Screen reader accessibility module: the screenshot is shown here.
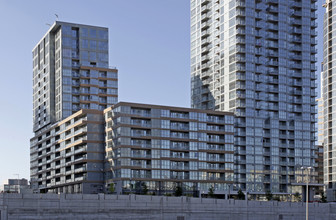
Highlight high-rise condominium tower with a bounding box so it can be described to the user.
[190,0,318,194]
[32,21,118,132]
[30,21,118,193]
[323,0,336,201]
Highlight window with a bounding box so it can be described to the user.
[98,30,108,39]
[98,41,108,50]
[161,120,169,129]
[161,160,170,169]
[89,40,96,49]
[89,28,96,38]
[80,28,88,37]
[161,110,169,117]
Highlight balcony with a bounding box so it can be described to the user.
[291,11,302,17]
[266,0,278,4]
[201,63,209,70]
[236,19,246,26]
[74,154,87,162]
[201,29,210,38]
[74,176,86,181]
[170,133,189,139]
[74,146,87,154]
[171,165,190,170]
[201,13,210,22]
[131,121,151,127]
[266,60,278,66]
[290,2,301,8]
[266,6,278,13]
[290,19,301,25]
[131,153,151,159]
[236,1,245,7]
[266,41,278,48]
[236,28,245,35]
[131,131,151,137]
[201,5,210,13]
[171,154,189,159]
[201,55,210,62]
[256,22,264,29]
[265,32,278,39]
[171,124,189,131]
[201,21,210,30]
[290,63,302,69]
[72,81,80,86]
[200,0,209,5]
[290,54,301,60]
[289,28,302,34]
[289,37,301,43]
[289,45,301,51]
[201,46,210,54]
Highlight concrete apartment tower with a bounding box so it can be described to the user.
[30,21,118,193]
[323,0,336,201]
[190,0,318,195]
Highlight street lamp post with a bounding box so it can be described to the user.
[301,166,312,220]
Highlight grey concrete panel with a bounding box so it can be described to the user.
[0,194,335,220]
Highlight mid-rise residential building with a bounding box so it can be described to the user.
[32,21,118,132]
[30,109,105,193]
[104,102,235,195]
[190,0,318,194]
[3,179,29,193]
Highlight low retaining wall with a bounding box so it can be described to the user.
[0,193,335,220]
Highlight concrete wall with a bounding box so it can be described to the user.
[0,193,335,220]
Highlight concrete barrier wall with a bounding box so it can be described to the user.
[0,193,335,220]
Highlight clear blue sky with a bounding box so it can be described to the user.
[0,0,324,188]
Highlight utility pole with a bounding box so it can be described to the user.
[301,167,312,220]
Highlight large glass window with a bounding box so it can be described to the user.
[89,40,96,49]
[89,29,96,38]
[81,39,88,49]
[80,28,88,38]
[98,41,108,50]
[98,30,108,39]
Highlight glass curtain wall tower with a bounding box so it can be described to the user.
[31,21,118,193]
[191,0,318,194]
[32,21,118,132]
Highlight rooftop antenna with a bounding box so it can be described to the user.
[46,23,51,27]
[55,14,59,20]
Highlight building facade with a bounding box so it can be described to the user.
[31,21,118,193]
[317,97,324,146]
[3,179,29,193]
[190,0,318,194]
[30,109,105,193]
[32,21,118,132]
[323,0,336,201]
[104,102,235,195]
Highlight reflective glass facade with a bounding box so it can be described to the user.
[104,102,235,195]
[191,0,318,193]
[32,21,118,132]
[30,110,105,194]
[31,21,118,193]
